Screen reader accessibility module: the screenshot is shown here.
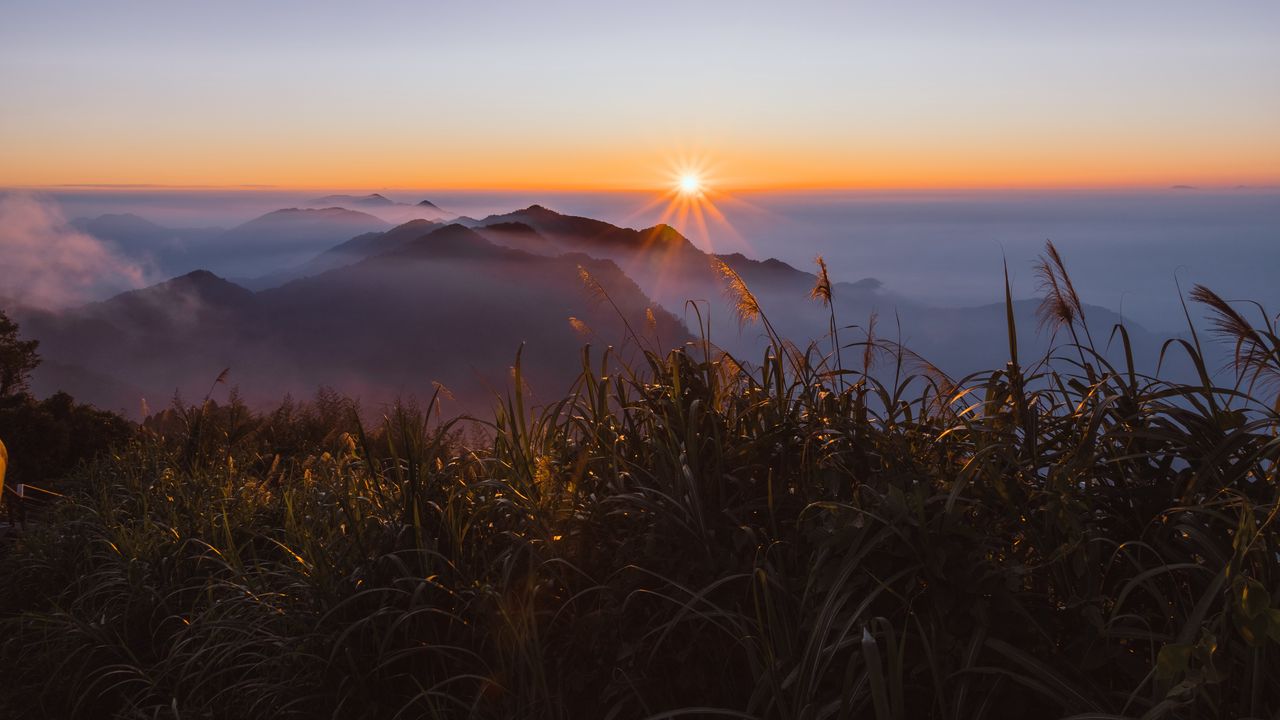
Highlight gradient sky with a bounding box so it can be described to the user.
[2,1,1278,190]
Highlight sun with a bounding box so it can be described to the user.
[677,173,703,196]
[621,153,749,257]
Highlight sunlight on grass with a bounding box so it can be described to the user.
[1,243,1279,718]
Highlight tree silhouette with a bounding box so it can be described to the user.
[0,310,40,398]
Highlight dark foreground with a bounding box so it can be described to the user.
[2,279,1279,720]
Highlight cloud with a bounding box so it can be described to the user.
[0,193,146,309]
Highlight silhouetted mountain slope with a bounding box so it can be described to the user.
[24,227,687,418]
[94,270,258,324]
[329,219,447,261]
[475,221,555,252]
[21,271,265,414]
[72,214,225,277]
[210,207,391,277]
[478,205,702,257]
[462,205,1177,376]
[220,207,388,251]
[309,193,397,207]
[74,208,391,281]
[466,205,880,356]
[72,213,224,249]
[254,225,686,410]
[243,218,445,290]
[256,203,1177,380]
[30,204,1189,418]
[303,195,455,224]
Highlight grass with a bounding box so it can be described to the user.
[1,243,1278,719]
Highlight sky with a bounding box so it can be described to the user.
[2,1,1278,190]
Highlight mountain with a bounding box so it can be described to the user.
[256,202,1165,376]
[213,208,391,277]
[255,224,687,409]
[475,221,556,252]
[461,205,1180,377]
[29,204,1187,418]
[477,205,701,254]
[24,226,687,418]
[72,213,224,249]
[73,208,391,281]
[303,194,455,224]
[248,216,559,290]
[242,218,445,290]
[22,271,266,413]
[463,205,876,353]
[72,213,225,277]
[309,193,397,207]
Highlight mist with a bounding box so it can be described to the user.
[6,186,1276,417]
[38,186,1279,334]
[0,193,147,309]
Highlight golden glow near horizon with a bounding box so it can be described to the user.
[5,133,1278,192]
[1,3,1278,191]
[604,154,754,303]
[621,155,751,257]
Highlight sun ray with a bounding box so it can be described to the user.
[612,152,763,306]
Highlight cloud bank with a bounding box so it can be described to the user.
[0,193,146,309]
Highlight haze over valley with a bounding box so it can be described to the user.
[2,186,1274,417]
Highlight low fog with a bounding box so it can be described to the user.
[0,194,147,309]
[3,187,1276,418]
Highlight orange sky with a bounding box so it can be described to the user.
[7,133,1277,191]
[3,2,1278,191]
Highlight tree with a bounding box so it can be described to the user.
[0,310,40,398]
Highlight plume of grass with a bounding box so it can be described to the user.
[810,255,845,388]
[576,264,647,352]
[711,256,785,359]
[711,257,762,328]
[810,255,833,305]
[568,316,592,339]
[4,258,1280,720]
[1034,240,1094,352]
[1190,284,1280,400]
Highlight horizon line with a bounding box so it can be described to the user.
[6,181,1280,194]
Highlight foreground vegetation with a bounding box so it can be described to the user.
[2,248,1279,719]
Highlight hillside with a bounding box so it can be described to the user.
[24,225,686,417]
[71,213,225,277]
[213,208,390,275]
[37,204,1189,415]
[73,207,390,280]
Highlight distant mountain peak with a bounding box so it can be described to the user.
[380,223,501,261]
[179,268,221,283]
[435,222,479,236]
[417,199,442,209]
[158,269,251,296]
[250,206,386,223]
[309,193,397,207]
[387,218,438,231]
[640,224,689,244]
[101,269,255,311]
[482,221,540,234]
